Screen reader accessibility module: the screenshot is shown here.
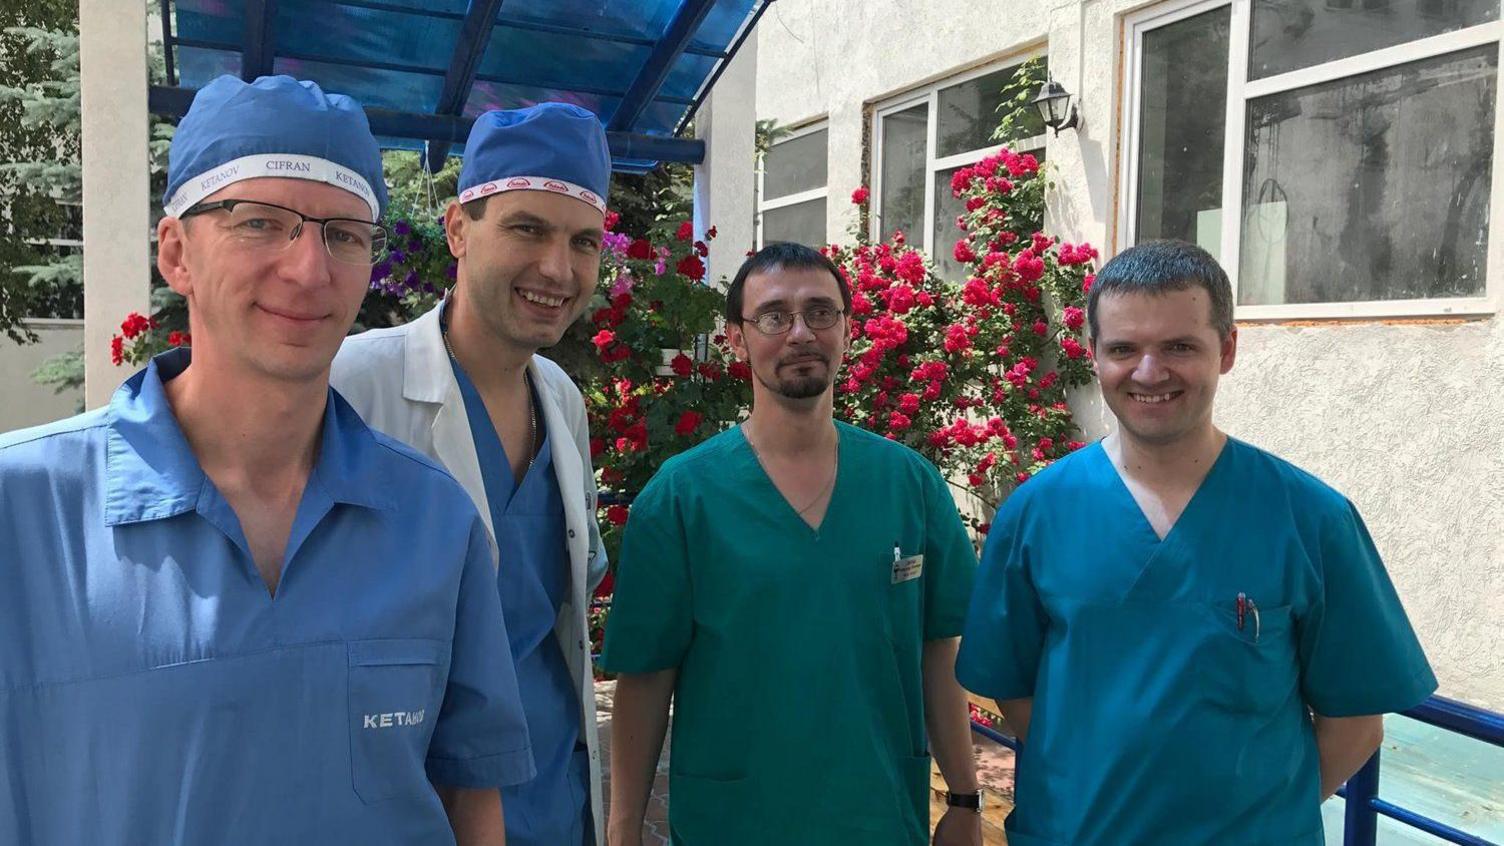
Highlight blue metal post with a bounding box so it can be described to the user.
[1342,750,1381,846]
[241,0,278,81]
[608,0,717,132]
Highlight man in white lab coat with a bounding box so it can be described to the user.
[332,103,611,846]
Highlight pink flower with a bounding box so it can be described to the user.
[953,239,976,263]
[898,392,920,414]
[1063,306,1085,331]
[888,411,912,432]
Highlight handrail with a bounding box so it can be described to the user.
[967,694,1503,846]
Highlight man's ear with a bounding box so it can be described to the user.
[443,200,469,260]
[725,320,749,361]
[1220,325,1239,375]
[156,216,194,299]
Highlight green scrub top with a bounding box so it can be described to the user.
[600,422,977,845]
[956,438,1437,846]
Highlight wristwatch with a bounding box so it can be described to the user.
[945,790,982,811]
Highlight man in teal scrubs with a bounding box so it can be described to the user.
[956,239,1437,845]
[602,243,982,846]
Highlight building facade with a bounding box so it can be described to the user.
[742,0,1504,710]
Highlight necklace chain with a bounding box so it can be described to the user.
[442,316,537,473]
[744,424,839,515]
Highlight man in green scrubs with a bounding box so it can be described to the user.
[957,240,1437,845]
[601,242,982,845]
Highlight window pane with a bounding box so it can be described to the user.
[1135,6,1231,258]
[763,129,829,201]
[937,64,1046,158]
[879,104,929,247]
[1239,46,1494,305]
[1250,0,1498,80]
[761,197,828,247]
[933,165,971,280]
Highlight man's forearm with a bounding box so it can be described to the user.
[1314,713,1384,800]
[608,668,677,843]
[923,638,978,793]
[435,784,505,845]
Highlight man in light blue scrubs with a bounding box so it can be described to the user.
[333,103,611,846]
[957,239,1437,846]
[0,75,532,845]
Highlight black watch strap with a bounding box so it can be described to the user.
[945,790,982,810]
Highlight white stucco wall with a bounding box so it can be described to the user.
[750,0,1504,710]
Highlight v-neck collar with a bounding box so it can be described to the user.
[1096,436,1233,547]
[735,422,846,539]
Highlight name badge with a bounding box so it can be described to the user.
[892,553,923,584]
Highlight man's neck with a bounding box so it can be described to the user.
[743,390,838,458]
[444,289,532,397]
[163,349,326,492]
[1106,423,1227,491]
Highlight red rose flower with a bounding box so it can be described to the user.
[851,186,871,205]
[167,330,191,347]
[1063,306,1085,331]
[110,335,124,366]
[674,410,703,436]
[603,210,620,231]
[627,238,654,260]
[670,353,694,377]
[676,220,694,241]
[676,254,706,282]
[605,504,630,526]
[592,329,616,350]
[728,360,752,380]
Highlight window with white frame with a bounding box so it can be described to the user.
[758,124,828,248]
[873,58,1048,280]
[1122,0,1502,317]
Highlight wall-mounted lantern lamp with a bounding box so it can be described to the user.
[1033,79,1080,135]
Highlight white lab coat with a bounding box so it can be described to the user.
[331,303,607,843]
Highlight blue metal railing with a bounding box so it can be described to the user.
[968,694,1504,846]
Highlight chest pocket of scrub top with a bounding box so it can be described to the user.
[1199,603,1299,715]
[348,639,447,803]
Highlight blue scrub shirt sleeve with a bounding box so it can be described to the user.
[598,476,693,674]
[1297,500,1437,717]
[425,518,537,788]
[921,464,979,640]
[955,497,1047,701]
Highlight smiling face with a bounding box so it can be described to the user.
[726,265,851,402]
[1089,286,1237,449]
[156,176,375,385]
[445,189,603,355]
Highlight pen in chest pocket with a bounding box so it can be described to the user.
[1236,592,1261,642]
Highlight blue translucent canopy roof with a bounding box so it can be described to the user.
[153,0,769,173]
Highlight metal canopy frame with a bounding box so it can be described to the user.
[150,0,775,173]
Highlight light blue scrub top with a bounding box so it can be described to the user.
[0,350,535,845]
[452,361,591,846]
[956,438,1437,846]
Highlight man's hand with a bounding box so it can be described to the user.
[932,805,982,846]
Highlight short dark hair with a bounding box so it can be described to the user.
[461,196,489,221]
[1087,239,1235,340]
[725,241,852,323]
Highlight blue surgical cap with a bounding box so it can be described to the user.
[164,75,386,220]
[456,103,610,214]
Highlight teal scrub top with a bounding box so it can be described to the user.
[956,438,1437,846]
[600,422,977,846]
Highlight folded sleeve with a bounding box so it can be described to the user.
[955,495,1046,701]
[598,474,693,674]
[426,518,536,788]
[1298,500,1437,717]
